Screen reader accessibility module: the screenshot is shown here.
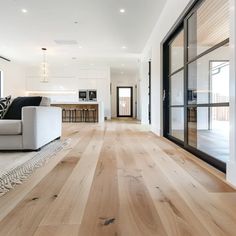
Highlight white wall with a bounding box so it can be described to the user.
[25,64,111,119]
[0,60,27,98]
[111,71,138,118]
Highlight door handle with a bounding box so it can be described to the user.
[163,90,166,101]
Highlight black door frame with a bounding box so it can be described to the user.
[161,0,229,172]
[148,61,152,124]
[117,86,133,117]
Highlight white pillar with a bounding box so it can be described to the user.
[227,0,236,185]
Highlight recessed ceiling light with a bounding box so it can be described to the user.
[79,45,83,49]
[121,46,127,50]
[21,9,28,13]
[120,9,125,13]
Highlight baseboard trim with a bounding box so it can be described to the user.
[227,161,236,187]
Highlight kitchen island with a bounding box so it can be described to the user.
[51,101,104,123]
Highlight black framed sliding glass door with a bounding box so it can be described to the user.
[163,0,230,172]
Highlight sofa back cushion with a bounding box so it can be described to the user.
[4,96,42,120]
[0,95,11,119]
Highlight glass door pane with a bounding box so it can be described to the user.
[210,61,229,103]
[188,44,229,105]
[170,70,184,106]
[170,30,184,73]
[168,29,184,142]
[188,107,229,162]
[170,107,184,141]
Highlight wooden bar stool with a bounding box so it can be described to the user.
[64,109,71,123]
[69,109,76,123]
[75,108,84,122]
[83,108,89,122]
[88,108,97,122]
[62,109,66,122]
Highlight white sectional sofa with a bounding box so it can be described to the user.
[0,98,62,151]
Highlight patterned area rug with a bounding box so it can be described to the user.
[0,139,70,197]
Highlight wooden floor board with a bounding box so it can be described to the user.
[116,128,167,236]
[78,126,119,236]
[0,121,235,236]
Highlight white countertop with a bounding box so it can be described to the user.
[51,101,101,105]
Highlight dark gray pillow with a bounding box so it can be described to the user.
[3,96,42,120]
[0,95,11,119]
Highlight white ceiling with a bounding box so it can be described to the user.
[0,0,166,72]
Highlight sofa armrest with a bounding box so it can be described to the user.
[22,106,62,150]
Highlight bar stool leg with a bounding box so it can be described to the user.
[73,109,76,123]
[93,110,96,122]
[66,110,69,123]
[85,109,89,122]
[62,109,65,122]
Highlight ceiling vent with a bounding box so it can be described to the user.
[54,40,78,45]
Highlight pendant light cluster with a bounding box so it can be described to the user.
[41,48,48,83]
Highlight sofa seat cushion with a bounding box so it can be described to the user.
[0,120,22,135]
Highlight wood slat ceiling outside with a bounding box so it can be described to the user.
[171,0,229,47]
[198,0,229,46]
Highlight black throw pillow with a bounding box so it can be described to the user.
[3,96,42,120]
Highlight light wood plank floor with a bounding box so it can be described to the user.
[0,120,236,236]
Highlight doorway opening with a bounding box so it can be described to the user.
[117,87,133,117]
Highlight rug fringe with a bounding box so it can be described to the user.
[0,139,70,197]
